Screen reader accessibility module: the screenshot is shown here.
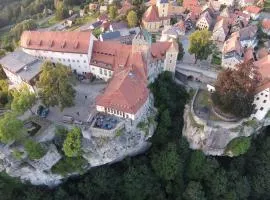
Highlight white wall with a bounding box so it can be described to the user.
[90,65,113,81]
[252,89,270,120]
[222,56,243,69]
[164,51,178,73]
[22,48,90,75]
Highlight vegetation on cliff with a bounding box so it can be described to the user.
[1,72,270,199]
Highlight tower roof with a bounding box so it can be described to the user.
[143,5,160,22]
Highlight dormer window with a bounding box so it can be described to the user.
[74,41,79,49]
[27,39,31,45]
[61,41,66,48]
[49,40,54,47]
[39,40,42,46]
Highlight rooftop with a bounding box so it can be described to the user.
[143,5,160,22]
[21,31,92,54]
[243,5,261,14]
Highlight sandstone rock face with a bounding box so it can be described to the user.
[182,104,266,156]
[0,107,157,187]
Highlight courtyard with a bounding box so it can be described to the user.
[46,81,107,125]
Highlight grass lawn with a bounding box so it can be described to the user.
[75,15,95,26]
[39,16,61,28]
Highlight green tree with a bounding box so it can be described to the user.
[11,85,36,114]
[127,10,138,27]
[183,181,206,200]
[24,140,46,160]
[10,19,37,41]
[151,143,182,181]
[177,41,185,60]
[188,30,212,63]
[62,127,82,157]
[108,5,117,20]
[0,65,7,80]
[37,61,76,111]
[0,113,25,143]
[55,2,68,20]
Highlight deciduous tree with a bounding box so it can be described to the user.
[108,5,117,20]
[63,127,82,157]
[37,61,76,111]
[188,30,212,63]
[212,62,260,118]
[11,85,36,114]
[127,10,138,27]
[0,113,25,143]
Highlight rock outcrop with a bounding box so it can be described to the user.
[182,104,268,156]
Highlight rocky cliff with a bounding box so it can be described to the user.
[0,108,157,187]
[182,104,270,156]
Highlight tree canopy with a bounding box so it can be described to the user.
[62,126,82,157]
[11,85,36,114]
[108,5,117,20]
[127,10,138,27]
[212,61,260,118]
[188,30,212,63]
[0,113,25,143]
[37,61,76,111]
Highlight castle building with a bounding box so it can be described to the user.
[19,30,178,121]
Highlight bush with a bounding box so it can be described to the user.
[225,137,251,156]
[51,156,88,176]
[24,140,46,160]
[62,127,82,157]
[12,149,24,160]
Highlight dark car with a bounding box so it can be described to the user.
[36,105,44,116]
[41,108,49,118]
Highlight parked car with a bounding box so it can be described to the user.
[41,108,49,118]
[74,119,83,125]
[36,105,44,116]
[62,115,74,123]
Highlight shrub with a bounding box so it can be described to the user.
[51,156,88,176]
[62,127,82,157]
[225,137,251,156]
[24,140,46,160]
[12,149,24,160]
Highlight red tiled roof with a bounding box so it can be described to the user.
[183,0,200,11]
[96,51,149,114]
[223,35,242,55]
[244,48,254,62]
[21,31,92,54]
[254,55,270,80]
[244,5,261,14]
[143,5,160,22]
[257,48,269,59]
[262,19,270,30]
[150,41,172,59]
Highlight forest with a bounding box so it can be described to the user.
[0,72,270,200]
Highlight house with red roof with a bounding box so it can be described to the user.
[19,29,178,121]
[212,18,229,42]
[243,5,261,20]
[251,55,270,120]
[196,10,214,30]
[142,1,170,32]
[262,19,270,35]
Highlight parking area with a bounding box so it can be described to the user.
[46,82,107,124]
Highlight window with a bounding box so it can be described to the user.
[260,107,264,111]
[266,95,268,97]
[100,68,103,75]
[84,60,87,63]
[104,69,107,76]
[58,58,61,61]
[68,59,70,62]
[77,60,79,62]
[109,71,112,77]
[264,100,267,103]
[63,59,65,61]
[72,60,75,62]
[256,97,259,100]
[169,60,172,63]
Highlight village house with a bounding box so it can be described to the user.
[118,0,134,16]
[243,5,261,20]
[222,35,243,68]
[252,55,270,120]
[196,10,214,30]
[18,29,178,121]
[262,19,270,35]
[160,20,185,41]
[239,0,255,7]
[142,1,170,32]
[217,0,235,6]
[231,25,258,48]
[212,18,229,42]
[183,0,200,11]
[0,50,42,93]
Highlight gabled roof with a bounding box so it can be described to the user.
[197,10,213,25]
[143,5,160,22]
[243,5,261,14]
[223,35,242,55]
[262,19,270,30]
[96,52,149,114]
[213,18,229,34]
[231,25,258,41]
[150,41,176,59]
[254,55,270,84]
[21,31,92,54]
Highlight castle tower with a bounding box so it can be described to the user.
[156,0,169,18]
[164,40,179,73]
[132,29,152,61]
